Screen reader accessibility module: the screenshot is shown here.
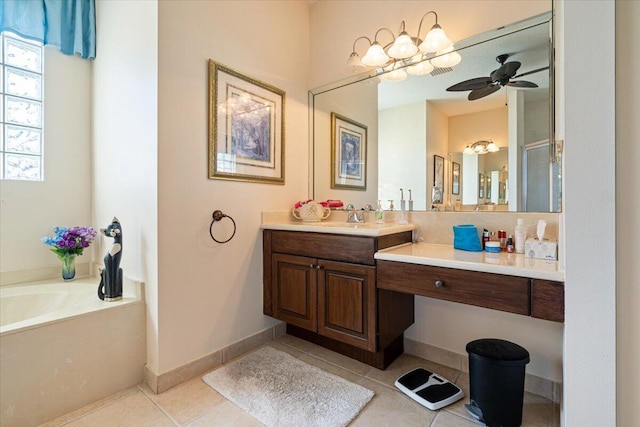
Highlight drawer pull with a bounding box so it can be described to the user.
[435,280,444,288]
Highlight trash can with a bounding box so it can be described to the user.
[465,338,530,427]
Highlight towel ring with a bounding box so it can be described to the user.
[209,210,236,244]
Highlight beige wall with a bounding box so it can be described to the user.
[448,108,509,153]
[616,1,640,426]
[93,0,159,370]
[313,81,378,208]
[379,102,427,209]
[0,48,92,276]
[156,0,310,373]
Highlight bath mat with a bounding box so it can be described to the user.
[202,346,374,427]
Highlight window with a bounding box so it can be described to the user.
[0,32,44,181]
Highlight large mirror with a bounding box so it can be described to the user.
[310,12,561,212]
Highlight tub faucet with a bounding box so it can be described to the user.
[346,204,365,223]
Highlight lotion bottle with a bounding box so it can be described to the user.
[515,218,526,254]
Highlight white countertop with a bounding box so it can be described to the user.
[375,242,564,282]
[260,221,416,237]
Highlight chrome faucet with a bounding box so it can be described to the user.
[346,204,366,223]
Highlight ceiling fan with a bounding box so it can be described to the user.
[446,54,549,101]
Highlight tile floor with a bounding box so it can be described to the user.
[41,335,559,427]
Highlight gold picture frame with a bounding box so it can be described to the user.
[208,59,285,184]
[331,112,367,190]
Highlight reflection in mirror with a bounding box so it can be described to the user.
[310,12,560,213]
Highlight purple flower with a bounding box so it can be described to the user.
[42,225,97,259]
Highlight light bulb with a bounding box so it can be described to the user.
[463,145,474,155]
[388,32,418,59]
[407,60,434,76]
[431,45,462,68]
[487,142,500,152]
[419,25,452,53]
[346,52,367,73]
[361,42,389,67]
[380,67,407,82]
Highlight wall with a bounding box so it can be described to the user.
[448,108,508,153]
[616,1,640,425]
[379,102,426,210]
[156,0,310,374]
[313,81,378,208]
[92,0,159,369]
[0,47,92,279]
[426,102,449,206]
[560,1,617,425]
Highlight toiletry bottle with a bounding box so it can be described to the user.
[375,200,384,223]
[507,235,515,253]
[482,229,489,250]
[399,189,406,212]
[408,189,414,211]
[499,230,507,251]
[388,200,394,211]
[515,218,526,254]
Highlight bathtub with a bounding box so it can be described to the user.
[0,276,146,427]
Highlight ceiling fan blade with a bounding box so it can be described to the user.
[446,77,493,92]
[490,61,521,81]
[468,84,501,100]
[506,80,538,88]
[513,66,549,79]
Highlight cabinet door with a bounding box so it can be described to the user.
[317,260,376,352]
[272,253,317,332]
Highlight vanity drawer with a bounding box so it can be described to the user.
[269,230,377,265]
[377,261,530,315]
[531,279,564,322]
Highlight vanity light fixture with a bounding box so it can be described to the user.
[346,11,458,80]
[463,140,500,155]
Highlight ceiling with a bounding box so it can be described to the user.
[378,18,550,117]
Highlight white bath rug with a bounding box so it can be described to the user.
[202,346,374,427]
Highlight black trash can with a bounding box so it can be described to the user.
[465,338,530,427]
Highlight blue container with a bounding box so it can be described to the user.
[453,225,483,252]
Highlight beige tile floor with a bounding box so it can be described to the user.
[41,335,559,427]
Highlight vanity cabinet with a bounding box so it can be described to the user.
[263,229,414,369]
[377,261,564,322]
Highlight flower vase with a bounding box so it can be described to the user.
[61,254,77,280]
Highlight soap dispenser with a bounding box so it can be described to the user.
[375,200,384,223]
[408,189,414,211]
[398,189,408,225]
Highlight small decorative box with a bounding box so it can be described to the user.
[525,238,558,260]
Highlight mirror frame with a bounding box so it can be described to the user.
[308,11,559,212]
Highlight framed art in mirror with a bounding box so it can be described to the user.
[479,174,485,198]
[452,161,460,195]
[331,112,367,190]
[208,59,285,184]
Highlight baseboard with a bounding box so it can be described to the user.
[145,324,281,394]
[404,337,562,403]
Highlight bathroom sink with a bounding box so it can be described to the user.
[261,221,415,237]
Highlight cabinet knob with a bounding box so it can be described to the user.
[309,264,315,269]
[435,280,444,288]
[316,265,322,270]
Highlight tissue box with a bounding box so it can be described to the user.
[525,238,558,260]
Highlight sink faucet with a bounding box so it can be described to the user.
[346,204,366,223]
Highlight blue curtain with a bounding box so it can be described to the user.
[0,0,96,59]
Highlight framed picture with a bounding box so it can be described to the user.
[479,173,485,198]
[331,113,367,190]
[486,176,492,199]
[208,59,285,184]
[434,155,445,191]
[452,161,460,195]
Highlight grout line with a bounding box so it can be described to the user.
[137,387,180,427]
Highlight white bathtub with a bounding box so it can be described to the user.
[0,276,146,426]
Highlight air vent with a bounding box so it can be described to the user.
[431,67,453,76]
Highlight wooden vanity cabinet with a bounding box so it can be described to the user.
[377,261,565,323]
[263,229,414,369]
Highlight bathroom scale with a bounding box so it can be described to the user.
[395,368,464,411]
